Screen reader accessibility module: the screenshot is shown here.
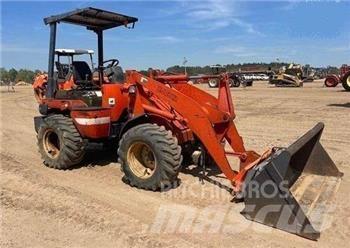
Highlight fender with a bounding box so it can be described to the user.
[34,116,45,133]
[119,114,148,140]
[118,114,191,143]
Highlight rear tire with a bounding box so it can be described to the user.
[118,124,182,191]
[342,73,350,91]
[230,78,241,87]
[37,114,85,169]
[324,76,339,87]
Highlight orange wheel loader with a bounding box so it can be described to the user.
[33,7,343,240]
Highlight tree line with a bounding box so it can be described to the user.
[0,63,341,84]
[166,62,287,75]
[0,68,41,85]
[166,63,340,76]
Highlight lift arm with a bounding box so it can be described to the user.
[124,70,261,189]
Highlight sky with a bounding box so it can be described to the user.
[0,0,349,70]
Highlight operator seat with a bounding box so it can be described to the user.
[55,62,70,82]
[104,65,125,82]
[72,61,92,84]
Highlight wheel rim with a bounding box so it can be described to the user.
[325,78,337,87]
[43,129,60,159]
[347,75,350,86]
[208,80,217,87]
[127,142,156,179]
[228,79,233,87]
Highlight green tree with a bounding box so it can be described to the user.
[326,66,339,75]
[0,68,10,83]
[15,69,36,84]
[8,68,18,82]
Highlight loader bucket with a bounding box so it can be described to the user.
[241,122,343,240]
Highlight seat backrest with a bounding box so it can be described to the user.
[72,61,92,82]
[55,61,69,79]
[104,66,125,82]
[112,66,125,82]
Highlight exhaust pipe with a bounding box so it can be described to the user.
[241,122,343,240]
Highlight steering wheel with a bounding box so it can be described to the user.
[102,59,119,68]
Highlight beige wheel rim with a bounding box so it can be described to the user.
[229,79,234,87]
[43,129,60,158]
[209,79,217,87]
[127,142,156,179]
[347,75,350,86]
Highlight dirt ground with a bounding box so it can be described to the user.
[1,81,349,248]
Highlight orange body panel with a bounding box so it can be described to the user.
[42,99,87,110]
[58,75,75,90]
[33,73,48,103]
[71,109,111,138]
[101,84,128,122]
[32,73,48,89]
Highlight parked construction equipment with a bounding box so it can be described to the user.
[324,64,350,91]
[207,65,253,88]
[269,63,304,87]
[33,8,343,240]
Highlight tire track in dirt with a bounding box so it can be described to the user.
[1,152,198,248]
[1,84,349,247]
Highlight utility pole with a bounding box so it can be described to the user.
[183,57,188,75]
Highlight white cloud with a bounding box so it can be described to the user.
[187,0,232,21]
[232,18,255,34]
[280,1,299,11]
[181,0,260,34]
[105,35,182,43]
[214,45,259,58]
[149,36,182,43]
[215,46,247,54]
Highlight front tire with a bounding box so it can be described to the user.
[118,124,182,191]
[342,72,350,91]
[37,114,85,169]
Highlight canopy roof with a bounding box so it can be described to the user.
[55,49,94,55]
[44,7,138,30]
